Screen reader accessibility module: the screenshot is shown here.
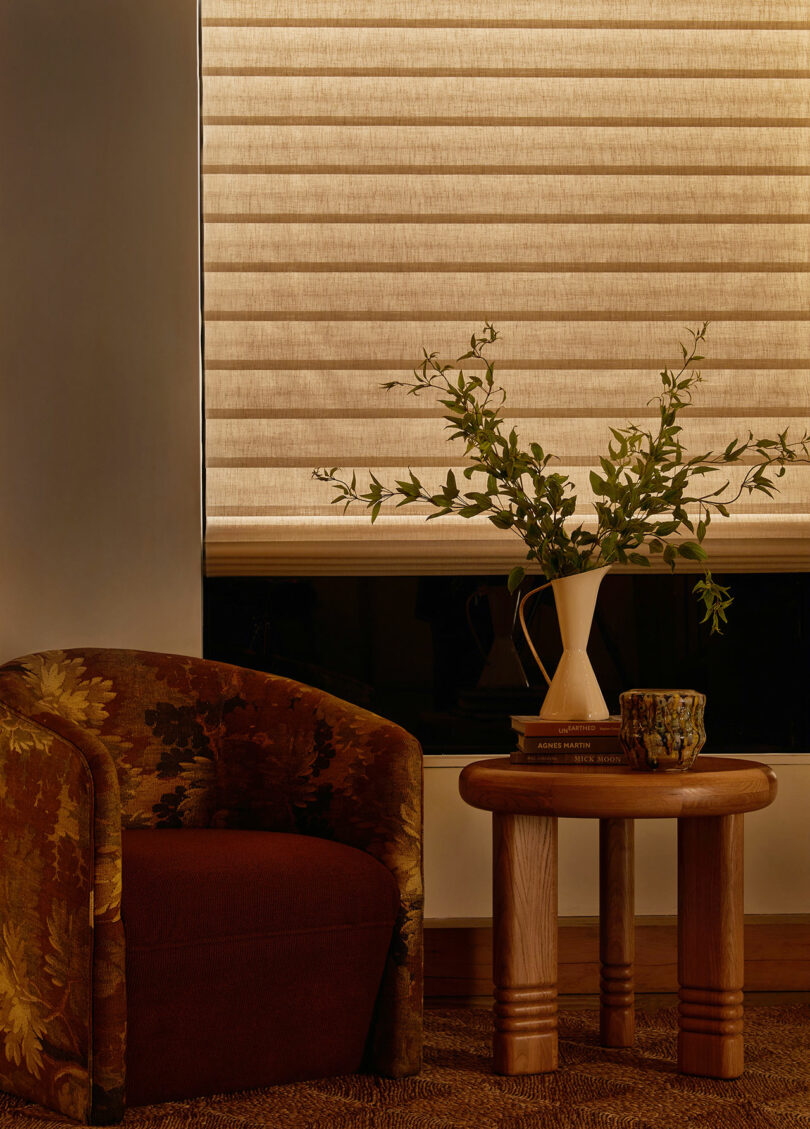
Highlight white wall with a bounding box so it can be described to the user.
[0,0,202,662]
[425,754,810,919]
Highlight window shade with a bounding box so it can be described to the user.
[201,2,810,576]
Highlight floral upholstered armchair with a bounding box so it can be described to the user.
[0,649,423,1123]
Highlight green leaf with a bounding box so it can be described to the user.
[677,541,708,562]
[589,471,607,496]
[507,566,526,593]
[653,521,680,536]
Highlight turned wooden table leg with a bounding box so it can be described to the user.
[492,812,558,1074]
[678,813,745,1078]
[599,817,635,1047]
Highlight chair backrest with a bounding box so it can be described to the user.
[0,648,242,829]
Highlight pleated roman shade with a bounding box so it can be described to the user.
[201,2,810,575]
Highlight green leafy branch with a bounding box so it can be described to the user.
[313,324,809,632]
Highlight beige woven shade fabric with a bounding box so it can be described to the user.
[202,2,810,575]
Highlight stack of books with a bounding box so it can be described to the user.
[510,715,624,765]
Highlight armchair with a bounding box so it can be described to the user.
[0,649,423,1123]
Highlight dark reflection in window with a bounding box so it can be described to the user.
[205,574,809,757]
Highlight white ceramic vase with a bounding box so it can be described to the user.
[539,565,611,721]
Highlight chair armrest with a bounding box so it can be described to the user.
[0,687,126,1124]
[215,669,424,1076]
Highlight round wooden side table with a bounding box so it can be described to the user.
[459,756,777,1080]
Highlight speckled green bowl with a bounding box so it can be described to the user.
[619,688,706,772]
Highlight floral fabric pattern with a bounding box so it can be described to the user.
[0,701,94,1122]
[0,649,423,1123]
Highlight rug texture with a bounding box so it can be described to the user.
[1,1005,809,1128]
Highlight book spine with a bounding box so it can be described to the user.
[517,735,622,754]
[511,716,621,738]
[511,751,626,765]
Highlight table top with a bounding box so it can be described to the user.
[459,756,778,820]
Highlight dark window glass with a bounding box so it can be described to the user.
[204,574,809,757]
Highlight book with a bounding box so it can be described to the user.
[511,714,621,738]
[510,749,626,766]
[516,734,622,755]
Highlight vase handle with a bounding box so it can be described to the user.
[518,582,554,688]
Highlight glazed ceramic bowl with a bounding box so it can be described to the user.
[619,688,706,772]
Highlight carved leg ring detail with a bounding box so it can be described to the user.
[494,985,558,1034]
[493,986,558,1074]
[600,963,635,1011]
[679,988,744,1037]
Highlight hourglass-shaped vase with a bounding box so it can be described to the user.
[539,565,611,721]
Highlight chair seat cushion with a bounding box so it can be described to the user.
[122,829,400,1105]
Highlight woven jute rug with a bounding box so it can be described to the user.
[2,1005,809,1128]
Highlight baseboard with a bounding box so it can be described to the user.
[425,915,810,998]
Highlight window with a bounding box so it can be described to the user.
[201,3,810,575]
